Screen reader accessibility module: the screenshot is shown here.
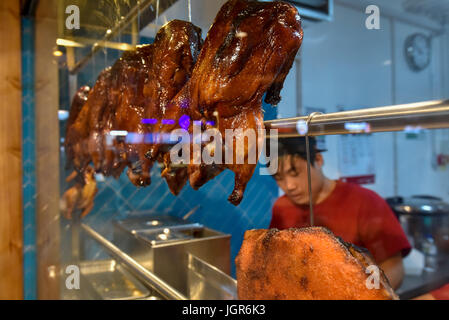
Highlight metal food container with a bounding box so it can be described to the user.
[112,215,233,298]
[388,195,449,254]
[61,259,159,300]
[187,254,237,300]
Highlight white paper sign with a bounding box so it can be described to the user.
[337,106,375,184]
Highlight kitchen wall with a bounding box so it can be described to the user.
[299,1,449,202]
[441,31,449,97]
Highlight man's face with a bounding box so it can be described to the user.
[273,154,324,206]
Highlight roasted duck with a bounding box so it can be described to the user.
[65,20,203,189]
[108,20,202,188]
[236,227,399,300]
[65,85,91,172]
[61,166,98,219]
[155,0,303,204]
[64,0,302,207]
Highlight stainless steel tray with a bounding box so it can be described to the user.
[187,254,237,300]
[64,260,152,300]
[114,215,203,234]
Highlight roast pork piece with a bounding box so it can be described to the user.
[236,227,398,300]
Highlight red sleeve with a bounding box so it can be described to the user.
[431,283,449,300]
[269,198,283,229]
[358,189,412,263]
[270,196,300,229]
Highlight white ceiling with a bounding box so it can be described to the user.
[403,0,449,25]
[335,0,446,32]
[139,0,448,38]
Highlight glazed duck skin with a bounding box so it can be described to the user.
[236,227,398,300]
[65,0,303,206]
[111,20,203,187]
[61,166,98,219]
[159,0,303,205]
[65,85,91,171]
[65,20,203,187]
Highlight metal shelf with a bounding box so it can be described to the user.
[264,99,449,137]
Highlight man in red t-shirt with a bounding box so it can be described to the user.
[269,137,411,289]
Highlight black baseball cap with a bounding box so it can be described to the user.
[275,136,327,158]
[264,136,327,172]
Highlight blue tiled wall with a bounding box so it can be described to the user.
[21,17,37,300]
[80,162,278,276]
[60,35,279,278]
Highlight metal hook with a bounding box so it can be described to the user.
[187,0,192,22]
[305,112,322,227]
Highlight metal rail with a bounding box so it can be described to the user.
[264,99,449,137]
[81,223,187,300]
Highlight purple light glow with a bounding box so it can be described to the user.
[143,133,176,144]
[162,119,175,125]
[144,133,159,143]
[142,118,158,125]
[125,133,144,144]
[180,99,189,109]
[179,114,190,130]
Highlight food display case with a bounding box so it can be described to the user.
[1,0,449,300]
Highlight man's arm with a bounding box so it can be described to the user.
[356,188,411,290]
[413,293,435,300]
[379,253,405,290]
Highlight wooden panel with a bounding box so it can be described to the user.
[0,0,23,300]
[35,0,61,299]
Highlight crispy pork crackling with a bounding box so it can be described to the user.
[236,227,398,300]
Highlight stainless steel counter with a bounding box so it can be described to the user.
[60,259,164,300]
[72,215,237,300]
[397,261,449,299]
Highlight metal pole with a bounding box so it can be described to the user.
[305,135,314,226]
[265,99,449,137]
[71,211,80,262]
[305,112,321,227]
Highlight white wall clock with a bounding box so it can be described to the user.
[404,33,432,72]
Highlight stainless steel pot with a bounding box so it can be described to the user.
[387,195,449,255]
